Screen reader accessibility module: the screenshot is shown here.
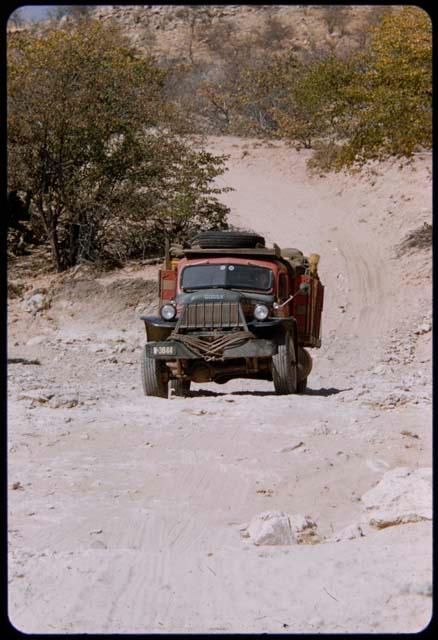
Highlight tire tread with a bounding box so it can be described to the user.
[141,346,168,398]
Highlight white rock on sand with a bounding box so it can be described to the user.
[361,467,432,528]
[328,522,367,543]
[246,511,296,545]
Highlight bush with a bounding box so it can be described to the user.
[8,19,231,271]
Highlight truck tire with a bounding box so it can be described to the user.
[141,346,168,398]
[297,348,312,393]
[272,332,297,395]
[170,379,191,397]
[191,231,265,249]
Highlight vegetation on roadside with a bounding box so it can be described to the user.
[7,19,230,271]
[7,6,432,270]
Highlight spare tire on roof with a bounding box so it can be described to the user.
[191,230,266,249]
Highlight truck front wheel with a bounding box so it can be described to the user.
[272,332,298,395]
[170,379,191,397]
[141,346,169,398]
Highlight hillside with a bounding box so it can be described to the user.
[14,5,389,63]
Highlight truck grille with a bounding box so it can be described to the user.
[177,301,245,330]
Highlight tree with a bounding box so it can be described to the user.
[334,6,432,167]
[231,6,432,169]
[8,19,230,271]
[321,5,351,36]
[232,52,355,147]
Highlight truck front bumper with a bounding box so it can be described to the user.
[145,338,277,360]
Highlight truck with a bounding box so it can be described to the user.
[140,231,324,397]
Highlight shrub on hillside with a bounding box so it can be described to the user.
[8,19,230,271]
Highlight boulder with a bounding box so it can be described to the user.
[361,467,432,528]
[328,522,366,543]
[22,290,51,315]
[48,393,80,409]
[246,511,296,546]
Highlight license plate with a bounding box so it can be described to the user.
[152,345,175,355]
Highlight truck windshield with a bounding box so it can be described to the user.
[181,264,273,292]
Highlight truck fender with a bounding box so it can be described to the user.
[141,316,174,342]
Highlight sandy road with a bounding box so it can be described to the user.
[7,138,432,633]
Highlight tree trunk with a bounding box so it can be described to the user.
[48,222,65,272]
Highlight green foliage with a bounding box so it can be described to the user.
[196,6,432,169]
[8,19,230,271]
[235,53,355,148]
[334,6,432,167]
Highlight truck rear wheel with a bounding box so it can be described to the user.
[272,332,297,395]
[141,346,168,398]
[170,379,191,397]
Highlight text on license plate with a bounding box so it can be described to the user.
[153,345,175,355]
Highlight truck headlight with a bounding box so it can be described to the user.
[160,303,177,321]
[254,304,269,321]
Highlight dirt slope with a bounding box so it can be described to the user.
[7,138,432,633]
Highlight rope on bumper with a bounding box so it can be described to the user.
[171,331,255,361]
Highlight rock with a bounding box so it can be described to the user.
[289,514,320,544]
[369,512,428,529]
[22,291,51,315]
[329,522,366,543]
[26,335,47,346]
[372,364,387,375]
[361,467,432,527]
[17,391,53,404]
[415,322,432,335]
[48,393,80,409]
[246,511,296,546]
[90,540,107,550]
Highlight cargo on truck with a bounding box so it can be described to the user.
[140,231,324,397]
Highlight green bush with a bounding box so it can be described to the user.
[8,19,230,271]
